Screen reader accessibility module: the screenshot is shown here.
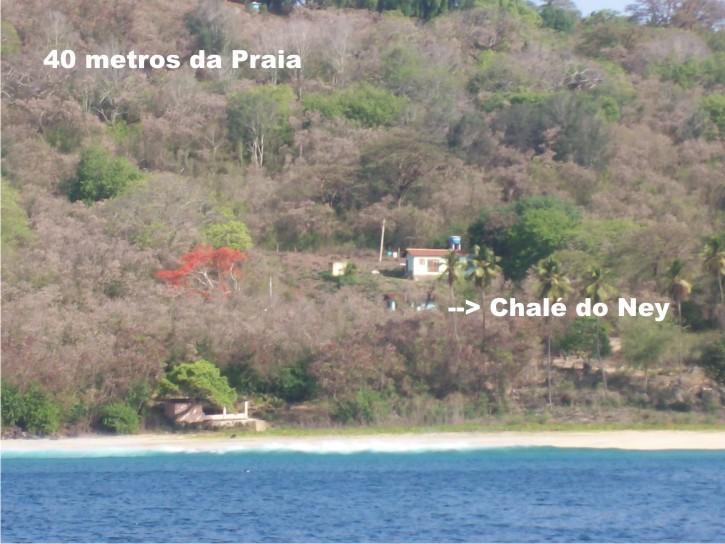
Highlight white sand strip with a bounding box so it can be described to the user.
[3,431,725,456]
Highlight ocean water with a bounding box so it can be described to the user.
[2,448,725,542]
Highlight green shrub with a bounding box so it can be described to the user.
[45,124,84,153]
[468,52,528,97]
[469,196,581,281]
[65,146,142,203]
[267,359,317,403]
[160,359,237,409]
[655,54,725,88]
[1,181,33,254]
[576,12,638,59]
[2,383,62,435]
[540,4,579,33]
[109,120,143,152]
[554,317,611,359]
[204,220,253,251]
[621,320,677,389]
[1,21,21,56]
[331,389,382,424]
[323,263,359,288]
[98,402,140,434]
[126,381,153,414]
[1,381,23,427]
[227,85,294,168]
[21,387,61,435]
[304,84,407,127]
[496,93,611,167]
[303,93,344,119]
[597,95,620,122]
[701,93,725,138]
[698,339,725,385]
[185,5,227,53]
[480,91,551,112]
[224,358,316,403]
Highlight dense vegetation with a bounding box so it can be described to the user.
[1,0,724,435]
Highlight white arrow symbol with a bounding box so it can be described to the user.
[448,300,481,314]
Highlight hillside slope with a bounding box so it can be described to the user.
[1,0,724,434]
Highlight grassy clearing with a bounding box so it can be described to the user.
[188,419,725,441]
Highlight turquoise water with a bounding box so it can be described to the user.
[2,448,724,542]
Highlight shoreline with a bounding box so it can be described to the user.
[3,430,725,456]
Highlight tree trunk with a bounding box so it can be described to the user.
[597,329,607,392]
[644,366,649,394]
[480,288,486,337]
[718,273,723,305]
[449,284,459,342]
[547,332,552,406]
[677,300,683,366]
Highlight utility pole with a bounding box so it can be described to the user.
[378,218,386,262]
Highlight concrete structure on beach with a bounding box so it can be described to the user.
[163,399,268,431]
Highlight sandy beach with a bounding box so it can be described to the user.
[3,430,725,456]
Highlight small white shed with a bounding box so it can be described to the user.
[405,249,450,280]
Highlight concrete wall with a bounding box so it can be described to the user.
[163,401,205,424]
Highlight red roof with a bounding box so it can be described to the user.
[406,248,452,257]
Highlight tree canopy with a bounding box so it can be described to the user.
[159,360,237,409]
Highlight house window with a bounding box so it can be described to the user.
[427,259,439,273]
[418,258,426,267]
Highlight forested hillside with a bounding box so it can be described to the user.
[2,0,724,435]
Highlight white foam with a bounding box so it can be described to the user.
[3,430,724,458]
[1,435,518,459]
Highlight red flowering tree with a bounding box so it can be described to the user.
[156,245,247,295]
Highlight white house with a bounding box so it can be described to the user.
[405,248,450,280]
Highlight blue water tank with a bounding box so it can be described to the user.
[448,235,462,250]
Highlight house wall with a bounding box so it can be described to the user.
[408,256,446,279]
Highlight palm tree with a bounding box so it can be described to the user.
[582,266,615,391]
[701,236,725,305]
[466,245,501,335]
[665,259,692,327]
[665,259,692,367]
[441,249,465,340]
[536,256,572,406]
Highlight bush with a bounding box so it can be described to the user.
[186,3,228,53]
[65,146,142,203]
[554,317,611,359]
[540,4,579,33]
[227,85,294,168]
[1,381,23,427]
[496,93,611,167]
[698,339,725,385]
[468,52,528,97]
[20,387,62,435]
[655,54,725,89]
[576,12,638,59]
[224,359,317,404]
[97,402,140,434]
[160,359,237,409]
[1,181,33,254]
[331,389,383,424]
[468,196,581,281]
[304,84,407,127]
[1,21,21,56]
[1,383,61,435]
[204,220,253,251]
[701,93,725,138]
[267,359,317,403]
[621,320,677,389]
